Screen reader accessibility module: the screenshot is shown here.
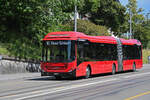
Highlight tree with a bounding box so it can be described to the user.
[125,0,150,48]
[56,0,126,34]
[0,0,71,40]
[126,0,145,38]
[136,24,150,48]
[0,0,71,59]
[0,0,129,58]
[80,0,126,34]
[63,19,109,36]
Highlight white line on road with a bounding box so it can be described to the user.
[3,79,118,100]
[15,79,118,100]
[123,72,150,78]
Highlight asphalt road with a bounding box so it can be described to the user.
[0,64,150,100]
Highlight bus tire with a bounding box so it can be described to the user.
[133,63,136,72]
[85,67,91,79]
[112,64,116,75]
[55,76,61,80]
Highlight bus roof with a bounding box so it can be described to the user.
[120,38,141,45]
[43,31,141,45]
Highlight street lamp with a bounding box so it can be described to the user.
[74,0,78,32]
[129,8,132,39]
[74,5,77,32]
[146,12,150,24]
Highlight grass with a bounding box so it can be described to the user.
[0,43,10,55]
[143,49,150,64]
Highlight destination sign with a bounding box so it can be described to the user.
[46,41,70,45]
[50,34,69,37]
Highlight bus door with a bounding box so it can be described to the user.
[76,40,86,76]
[116,38,123,71]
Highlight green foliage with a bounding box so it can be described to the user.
[81,0,126,34]
[0,0,138,59]
[147,41,150,49]
[123,0,150,48]
[143,49,150,64]
[60,0,85,13]
[0,0,71,39]
[7,38,41,59]
[133,24,150,48]
[63,19,109,36]
[0,0,71,59]
[0,43,10,55]
[59,0,126,34]
[126,0,145,33]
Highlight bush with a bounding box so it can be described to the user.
[143,49,150,64]
[0,43,10,55]
[63,19,109,36]
[7,38,41,60]
[147,41,150,49]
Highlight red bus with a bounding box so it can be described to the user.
[40,31,143,79]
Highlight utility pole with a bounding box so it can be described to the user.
[146,13,150,25]
[74,5,77,32]
[129,8,132,39]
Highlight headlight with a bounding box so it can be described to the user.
[41,69,45,72]
[68,69,72,72]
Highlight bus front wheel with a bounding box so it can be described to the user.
[85,67,91,79]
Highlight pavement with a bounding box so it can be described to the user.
[0,64,149,100]
[0,72,40,81]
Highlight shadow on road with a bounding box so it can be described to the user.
[27,70,138,81]
[27,76,85,81]
[27,76,56,81]
[90,70,138,78]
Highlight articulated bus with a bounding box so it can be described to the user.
[40,31,143,79]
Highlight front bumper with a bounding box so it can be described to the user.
[41,69,76,78]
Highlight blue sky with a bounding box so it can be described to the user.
[120,0,150,14]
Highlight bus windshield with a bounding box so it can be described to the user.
[42,40,75,63]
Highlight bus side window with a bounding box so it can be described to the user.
[77,42,84,65]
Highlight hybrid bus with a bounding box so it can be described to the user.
[40,31,143,79]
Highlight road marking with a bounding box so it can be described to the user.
[0,78,117,100]
[125,91,150,100]
[1,72,150,100]
[15,78,118,100]
[123,72,150,78]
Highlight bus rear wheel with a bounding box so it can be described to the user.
[133,63,136,72]
[55,76,62,80]
[85,67,91,79]
[112,65,116,75]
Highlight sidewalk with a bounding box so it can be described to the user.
[0,72,40,81]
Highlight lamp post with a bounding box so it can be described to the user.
[74,1,78,32]
[129,8,132,39]
[146,12,150,25]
